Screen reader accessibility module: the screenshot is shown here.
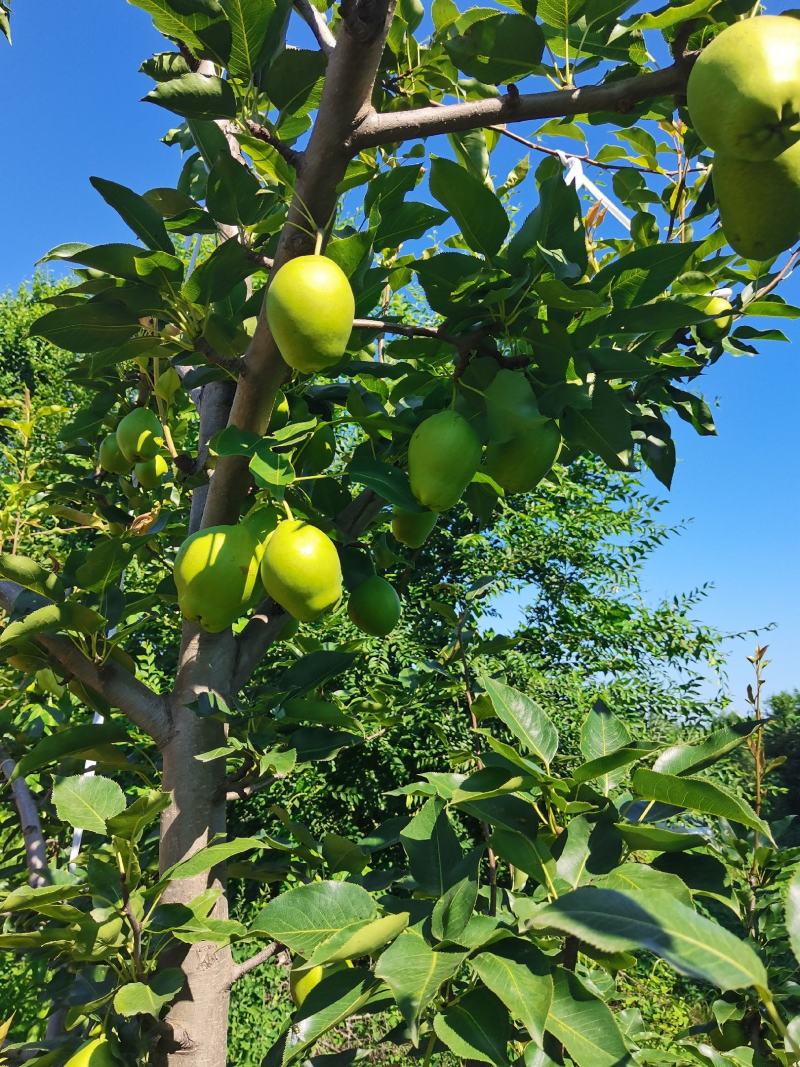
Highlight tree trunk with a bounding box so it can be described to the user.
[155,627,236,1067]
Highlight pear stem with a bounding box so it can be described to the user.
[314,229,324,256]
[281,499,294,522]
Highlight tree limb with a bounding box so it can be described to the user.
[244,119,302,169]
[350,55,698,150]
[199,0,398,530]
[0,749,49,888]
[294,0,336,56]
[226,942,280,988]
[0,582,173,747]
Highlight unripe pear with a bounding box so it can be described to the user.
[290,959,353,1008]
[266,255,355,373]
[408,410,481,512]
[174,523,264,632]
[271,390,290,430]
[687,16,800,162]
[154,366,181,403]
[485,419,561,494]
[714,140,800,259]
[98,434,131,475]
[696,296,734,342]
[348,575,401,637]
[64,1036,117,1067]
[260,519,342,622]
[116,408,164,463]
[391,508,438,549]
[134,453,169,489]
[485,370,541,444]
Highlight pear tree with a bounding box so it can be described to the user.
[1,3,800,1066]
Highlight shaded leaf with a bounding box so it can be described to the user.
[480,676,558,766]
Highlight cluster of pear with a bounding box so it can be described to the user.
[687,15,800,260]
[404,369,561,526]
[98,407,170,489]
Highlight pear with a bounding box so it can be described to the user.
[98,433,131,475]
[266,255,355,373]
[116,408,164,463]
[485,369,542,444]
[408,410,481,512]
[260,519,342,622]
[696,296,734,342]
[134,453,169,489]
[290,959,353,1008]
[714,141,800,259]
[271,389,290,430]
[687,16,800,162]
[174,523,264,632]
[391,508,438,549]
[485,419,561,494]
[64,1037,117,1067]
[348,575,401,637]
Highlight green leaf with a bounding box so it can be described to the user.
[471,940,553,1045]
[627,0,715,30]
[222,0,272,79]
[429,157,509,258]
[31,300,140,353]
[347,456,420,511]
[787,865,800,966]
[0,553,64,601]
[632,769,772,838]
[538,0,586,29]
[562,381,633,471]
[375,928,465,1037]
[113,969,184,1018]
[480,676,558,766]
[653,721,761,776]
[206,152,265,226]
[53,774,126,835]
[590,242,703,307]
[434,988,511,1065]
[445,14,544,82]
[595,862,693,909]
[252,881,378,956]
[107,790,171,842]
[614,823,708,854]
[76,540,135,593]
[580,699,630,760]
[128,0,228,61]
[374,202,449,250]
[90,176,174,253]
[572,747,653,787]
[183,237,260,303]
[546,967,630,1067]
[537,887,769,992]
[0,884,81,913]
[144,73,237,120]
[431,847,483,942]
[0,602,105,646]
[163,837,266,881]
[304,911,409,966]
[13,722,129,781]
[286,968,379,1066]
[275,651,357,695]
[249,444,295,492]
[265,47,325,114]
[400,797,463,896]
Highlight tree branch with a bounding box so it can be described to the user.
[226,942,280,988]
[199,0,398,530]
[0,749,49,888]
[0,582,173,747]
[350,55,698,150]
[746,246,800,305]
[294,0,336,56]
[244,119,302,169]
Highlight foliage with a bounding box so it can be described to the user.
[0,1,799,1065]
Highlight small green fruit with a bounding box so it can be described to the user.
[271,390,290,430]
[174,523,264,632]
[687,16,800,162]
[297,425,336,474]
[348,575,401,637]
[134,453,169,489]
[266,255,355,373]
[154,366,181,403]
[65,1036,117,1067]
[408,410,481,512]
[391,508,438,549]
[290,960,353,1008]
[485,419,561,494]
[98,434,131,475]
[485,369,541,444]
[260,519,342,622]
[696,296,734,342]
[714,141,800,259]
[116,408,164,463]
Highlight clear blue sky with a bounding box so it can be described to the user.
[1,2,797,707]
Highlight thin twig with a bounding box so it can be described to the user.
[244,119,302,169]
[0,749,49,888]
[294,0,336,55]
[227,942,280,987]
[224,774,282,802]
[746,247,800,306]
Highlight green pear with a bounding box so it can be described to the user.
[687,16,800,162]
[260,519,342,622]
[485,419,561,494]
[408,410,482,512]
[266,255,355,373]
[98,433,131,475]
[696,296,734,342]
[391,508,438,549]
[297,425,336,474]
[714,140,800,259]
[134,453,169,489]
[485,369,541,444]
[116,408,164,463]
[174,523,264,632]
[271,389,290,430]
[65,1036,117,1067]
[348,575,401,637]
[290,959,353,1008]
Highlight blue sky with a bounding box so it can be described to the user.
[1,2,797,707]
